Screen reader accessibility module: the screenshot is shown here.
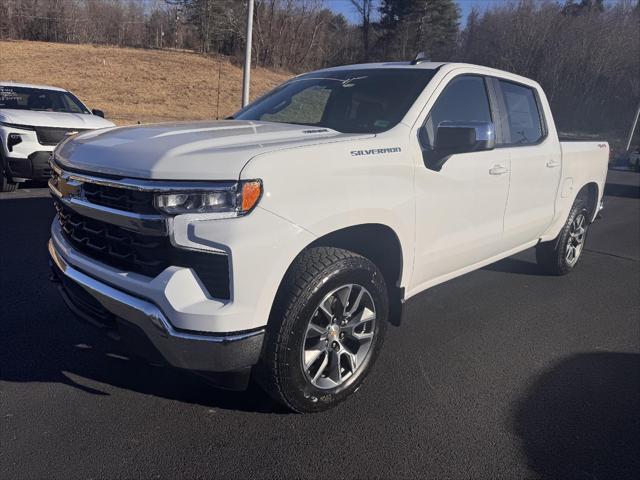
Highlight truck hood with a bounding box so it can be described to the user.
[54,120,369,180]
[0,109,115,129]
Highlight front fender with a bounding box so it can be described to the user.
[241,132,416,290]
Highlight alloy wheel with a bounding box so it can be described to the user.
[301,284,377,389]
[566,212,587,266]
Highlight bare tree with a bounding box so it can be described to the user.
[1,0,637,145]
[457,0,640,144]
[350,0,375,61]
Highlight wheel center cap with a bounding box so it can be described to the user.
[327,324,340,340]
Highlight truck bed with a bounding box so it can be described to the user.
[559,140,609,212]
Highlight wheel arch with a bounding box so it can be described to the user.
[307,223,404,294]
[270,223,406,327]
[581,182,600,222]
[542,181,601,242]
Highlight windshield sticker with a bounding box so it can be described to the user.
[351,147,401,157]
[0,87,21,102]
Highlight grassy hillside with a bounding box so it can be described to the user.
[0,40,291,125]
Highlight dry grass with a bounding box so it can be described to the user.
[0,40,292,125]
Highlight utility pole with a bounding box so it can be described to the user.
[175,12,180,50]
[625,102,640,153]
[241,0,255,108]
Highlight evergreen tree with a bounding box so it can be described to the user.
[377,0,460,61]
[562,0,605,16]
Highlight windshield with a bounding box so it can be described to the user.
[0,86,89,114]
[234,68,436,134]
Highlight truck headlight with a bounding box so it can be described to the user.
[154,180,262,217]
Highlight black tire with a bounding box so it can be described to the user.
[0,163,18,192]
[258,247,388,413]
[536,194,590,275]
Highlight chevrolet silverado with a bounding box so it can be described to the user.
[48,62,608,412]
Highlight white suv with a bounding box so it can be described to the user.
[0,82,114,191]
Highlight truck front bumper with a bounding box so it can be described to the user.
[48,240,265,373]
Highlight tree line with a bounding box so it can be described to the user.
[0,0,638,142]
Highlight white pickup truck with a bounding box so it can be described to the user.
[48,62,608,412]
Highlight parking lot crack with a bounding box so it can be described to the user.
[584,248,639,262]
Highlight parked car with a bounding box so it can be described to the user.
[611,146,640,171]
[47,62,608,412]
[628,147,640,170]
[0,82,114,191]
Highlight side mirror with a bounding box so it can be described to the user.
[92,109,105,118]
[421,121,495,171]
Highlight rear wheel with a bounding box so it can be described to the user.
[536,195,590,275]
[258,247,388,413]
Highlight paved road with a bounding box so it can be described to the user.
[1,172,639,479]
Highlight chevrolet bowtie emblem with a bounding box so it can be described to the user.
[58,177,82,198]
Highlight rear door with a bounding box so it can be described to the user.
[491,79,562,245]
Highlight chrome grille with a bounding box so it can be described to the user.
[54,200,231,300]
[56,200,165,274]
[81,182,157,214]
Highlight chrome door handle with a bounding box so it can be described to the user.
[546,160,561,168]
[489,164,509,175]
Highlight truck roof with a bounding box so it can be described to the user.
[316,61,447,72]
[0,81,68,92]
[313,61,539,89]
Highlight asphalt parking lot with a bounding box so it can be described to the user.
[1,172,638,479]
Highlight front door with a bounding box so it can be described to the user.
[411,75,511,293]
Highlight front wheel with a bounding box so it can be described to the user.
[536,195,590,275]
[258,247,388,413]
[0,163,18,192]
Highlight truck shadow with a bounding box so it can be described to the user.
[513,352,640,480]
[0,195,284,414]
[482,256,543,276]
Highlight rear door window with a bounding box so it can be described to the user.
[496,81,544,145]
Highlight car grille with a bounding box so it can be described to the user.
[82,183,157,214]
[54,200,231,300]
[36,127,87,146]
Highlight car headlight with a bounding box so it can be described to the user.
[7,133,23,151]
[154,180,262,217]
